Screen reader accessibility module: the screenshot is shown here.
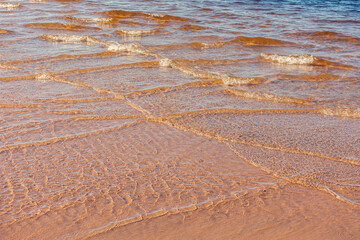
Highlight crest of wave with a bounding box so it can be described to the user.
[35,73,53,82]
[321,108,360,118]
[41,35,102,44]
[159,58,172,67]
[146,13,165,18]
[107,42,155,56]
[261,53,316,64]
[223,76,263,85]
[0,63,19,70]
[88,18,113,23]
[0,3,21,10]
[117,29,157,36]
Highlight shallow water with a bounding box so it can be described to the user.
[0,0,359,239]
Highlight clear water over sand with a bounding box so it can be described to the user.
[0,0,359,239]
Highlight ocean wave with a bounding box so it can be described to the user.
[232,36,294,46]
[106,42,151,55]
[103,10,191,22]
[222,76,265,85]
[226,88,310,105]
[0,29,13,34]
[40,34,103,44]
[320,108,360,119]
[35,73,53,82]
[261,53,316,65]
[0,63,20,70]
[272,73,344,82]
[179,24,208,31]
[289,31,360,44]
[0,3,21,10]
[64,16,114,23]
[115,29,162,36]
[159,58,172,67]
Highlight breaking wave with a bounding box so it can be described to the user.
[0,3,21,10]
[115,29,164,36]
[261,53,316,65]
[40,34,104,44]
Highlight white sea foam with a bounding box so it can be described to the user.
[261,53,316,65]
[43,34,156,57]
[41,35,101,44]
[77,17,113,23]
[159,58,172,67]
[146,13,165,18]
[117,29,157,36]
[0,64,7,70]
[90,18,113,23]
[107,43,144,53]
[106,42,158,57]
[200,42,225,48]
[0,3,21,10]
[222,76,259,85]
[0,63,19,70]
[35,73,52,82]
[320,108,360,118]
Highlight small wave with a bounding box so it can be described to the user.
[106,42,152,56]
[0,63,20,70]
[35,73,53,82]
[261,54,356,70]
[272,73,358,82]
[26,22,99,31]
[320,108,360,119]
[273,73,339,81]
[169,62,263,85]
[262,54,356,70]
[261,53,316,65]
[226,88,310,105]
[179,24,207,31]
[115,29,161,36]
[199,42,227,49]
[232,36,293,46]
[146,13,190,22]
[159,58,172,67]
[0,29,13,34]
[0,3,21,10]
[105,41,163,59]
[40,34,103,44]
[299,31,339,37]
[222,76,265,85]
[64,16,114,23]
[183,42,222,49]
[103,10,145,19]
[91,17,114,23]
[154,41,227,51]
[103,10,191,22]
[289,31,360,45]
[315,58,357,70]
[314,19,360,25]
